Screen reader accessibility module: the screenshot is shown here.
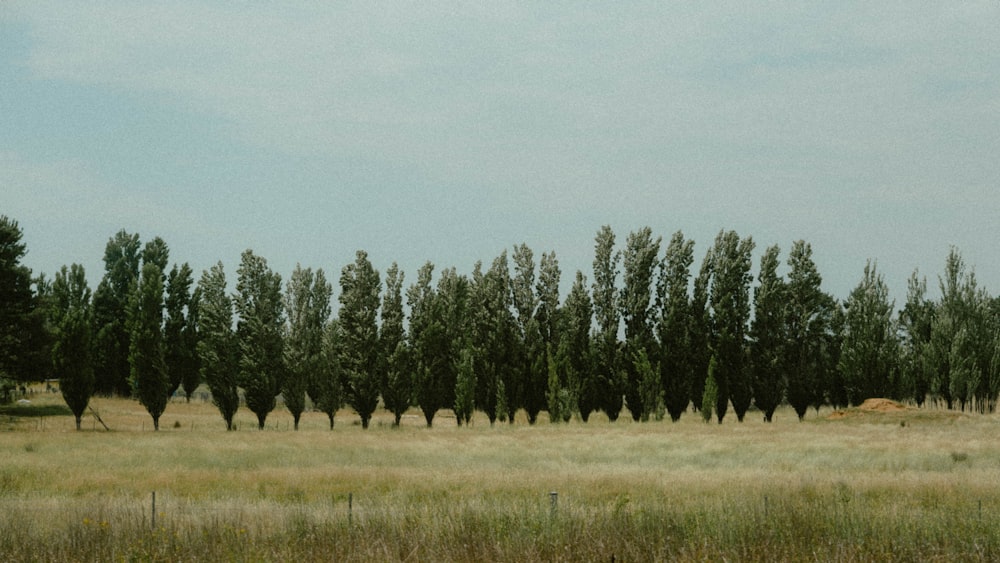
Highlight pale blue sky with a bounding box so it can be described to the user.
[3,2,998,304]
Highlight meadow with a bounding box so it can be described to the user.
[2,391,999,562]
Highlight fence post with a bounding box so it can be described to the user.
[348,492,353,525]
[549,491,558,518]
[151,491,156,530]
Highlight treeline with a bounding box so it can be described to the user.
[2,215,999,430]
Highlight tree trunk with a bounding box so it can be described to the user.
[75,416,82,431]
[361,416,370,429]
[327,412,335,430]
[293,413,300,431]
[257,413,266,430]
[153,417,160,431]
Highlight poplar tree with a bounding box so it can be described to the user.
[592,225,624,421]
[898,271,934,406]
[469,253,518,425]
[839,260,897,405]
[688,249,713,413]
[708,230,755,422]
[312,319,345,429]
[750,245,785,422]
[562,271,594,421]
[620,227,661,421]
[380,263,411,426]
[235,250,285,430]
[338,250,381,429]
[197,262,240,430]
[512,244,543,422]
[656,231,695,421]
[454,346,476,425]
[93,230,141,396]
[164,263,197,399]
[180,286,202,401]
[784,241,834,419]
[129,261,168,431]
[52,264,93,430]
[284,265,332,430]
[407,262,442,426]
[0,216,44,384]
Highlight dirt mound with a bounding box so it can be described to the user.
[858,398,907,412]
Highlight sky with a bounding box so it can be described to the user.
[3,2,999,306]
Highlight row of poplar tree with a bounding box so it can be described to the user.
[3,215,999,430]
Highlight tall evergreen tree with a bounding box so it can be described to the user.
[197,262,240,430]
[454,346,476,426]
[656,231,695,422]
[688,249,713,413]
[620,227,661,421]
[128,261,169,431]
[180,286,202,401]
[512,244,544,423]
[164,263,197,399]
[235,250,285,429]
[469,253,518,425]
[592,225,624,421]
[313,319,345,429]
[0,216,45,384]
[783,240,836,420]
[284,265,332,430]
[898,270,935,407]
[407,262,441,426]
[51,264,94,430]
[93,230,141,396]
[338,250,381,429]
[839,260,898,405]
[750,245,786,422]
[536,251,562,347]
[708,230,755,422]
[562,271,594,421]
[380,262,411,426]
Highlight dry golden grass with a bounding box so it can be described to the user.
[3,390,1000,561]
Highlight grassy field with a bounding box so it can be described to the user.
[2,391,1000,562]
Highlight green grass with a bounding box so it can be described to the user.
[2,392,1000,561]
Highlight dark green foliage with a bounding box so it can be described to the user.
[899,271,934,407]
[0,216,47,383]
[338,250,381,429]
[93,230,141,396]
[592,225,624,421]
[454,346,476,425]
[164,263,198,400]
[535,251,561,347]
[197,263,239,430]
[688,250,713,414]
[839,260,898,406]
[512,244,546,424]
[784,241,835,420]
[128,261,169,431]
[619,227,661,421]
[657,231,694,422]
[708,231,755,422]
[180,286,202,401]
[469,254,518,425]
[51,264,93,430]
[635,348,663,422]
[750,245,785,422]
[380,263,411,426]
[312,319,345,429]
[285,265,332,430]
[562,271,594,421]
[702,355,718,423]
[235,250,285,430]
